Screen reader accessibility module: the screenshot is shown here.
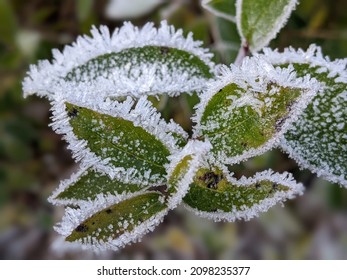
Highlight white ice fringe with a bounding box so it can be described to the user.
[54,190,168,252]
[23,20,214,100]
[54,191,148,237]
[50,94,188,185]
[236,0,298,52]
[48,166,90,206]
[165,140,212,210]
[50,97,144,185]
[184,169,304,222]
[262,44,347,83]
[261,45,347,186]
[48,165,148,206]
[193,55,320,166]
[281,138,347,187]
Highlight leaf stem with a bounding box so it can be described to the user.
[234,43,250,65]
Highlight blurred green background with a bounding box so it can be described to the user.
[1,0,347,259]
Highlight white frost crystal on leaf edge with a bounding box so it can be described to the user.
[54,190,168,252]
[48,166,91,206]
[261,45,347,186]
[262,44,347,83]
[184,169,304,222]
[166,140,212,210]
[193,55,320,166]
[23,20,214,100]
[48,165,147,206]
[236,0,298,52]
[50,95,187,185]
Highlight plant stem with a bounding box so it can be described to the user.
[234,43,250,65]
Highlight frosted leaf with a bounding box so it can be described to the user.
[23,21,214,101]
[201,0,236,22]
[166,140,212,210]
[50,96,186,185]
[55,191,168,252]
[262,45,347,187]
[105,0,163,20]
[183,169,304,222]
[193,56,319,167]
[48,166,149,206]
[236,0,297,52]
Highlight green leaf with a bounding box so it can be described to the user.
[23,22,215,100]
[64,192,167,250]
[183,168,304,221]
[65,102,171,184]
[166,140,212,209]
[236,0,297,52]
[66,46,213,83]
[49,167,147,205]
[167,155,192,195]
[262,46,347,186]
[202,0,236,22]
[194,57,317,166]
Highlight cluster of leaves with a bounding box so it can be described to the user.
[23,0,346,251]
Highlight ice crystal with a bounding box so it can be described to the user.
[23,21,214,101]
[193,55,320,168]
[184,169,304,222]
[261,45,347,186]
[166,140,212,210]
[48,166,148,206]
[50,95,187,185]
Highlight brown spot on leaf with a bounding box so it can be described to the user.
[160,47,170,55]
[67,107,78,118]
[198,171,224,189]
[275,116,287,132]
[75,224,88,232]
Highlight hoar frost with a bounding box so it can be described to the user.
[22,15,346,252]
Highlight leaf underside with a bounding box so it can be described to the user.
[283,63,347,185]
[66,102,170,184]
[66,192,166,243]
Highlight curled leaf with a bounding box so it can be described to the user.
[48,166,148,206]
[183,169,304,221]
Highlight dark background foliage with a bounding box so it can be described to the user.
[0,0,347,259]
